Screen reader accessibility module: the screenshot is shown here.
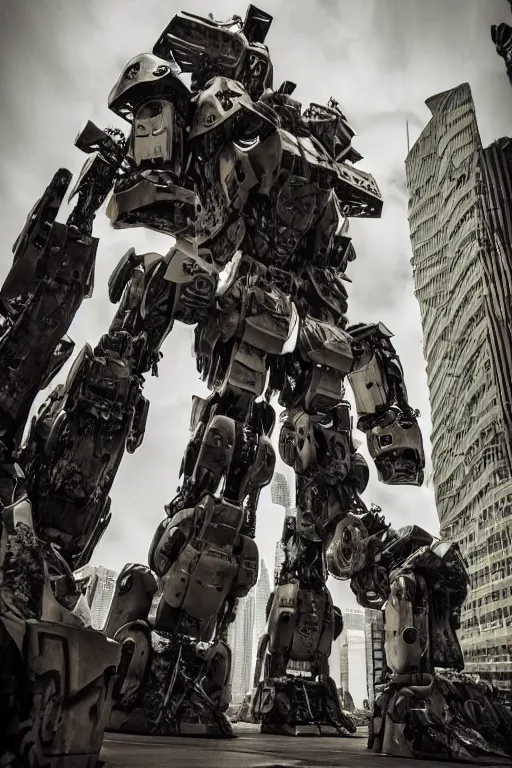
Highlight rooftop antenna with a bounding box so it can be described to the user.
[406,119,410,154]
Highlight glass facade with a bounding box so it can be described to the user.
[405,83,512,691]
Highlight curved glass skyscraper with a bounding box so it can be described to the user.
[406,83,512,693]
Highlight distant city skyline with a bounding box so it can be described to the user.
[76,559,384,708]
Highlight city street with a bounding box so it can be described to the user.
[99,725,507,768]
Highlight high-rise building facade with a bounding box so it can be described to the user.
[364,608,385,705]
[270,471,296,585]
[405,83,512,691]
[273,539,285,586]
[227,593,255,704]
[251,560,271,682]
[271,472,292,510]
[339,607,366,708]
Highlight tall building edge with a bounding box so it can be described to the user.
[405,83,512,693]
[477,138,512,471]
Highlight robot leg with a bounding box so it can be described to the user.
[377,544,512,762]
[327,506,512,762]
[109,349,274,737]
[255,359,359,736]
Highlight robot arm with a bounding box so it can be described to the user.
[347,322,425,486]
[0,119,128,461]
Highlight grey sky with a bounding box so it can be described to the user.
[1,0,511,610]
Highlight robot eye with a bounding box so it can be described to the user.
[378,435,393,448]
[153,65,170,78]
[125,62,141,81]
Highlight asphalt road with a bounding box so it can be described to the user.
[99,726,507,768]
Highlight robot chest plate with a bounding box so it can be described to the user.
[244,177,328,264]
[193,143,257,247]
[276,176,323,234]
[194,177,231,242]
[245,130,335,264]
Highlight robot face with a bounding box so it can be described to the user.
[303,100,361,165]
[188,76,271,140]
[278,411,317,473]
[190,415,238,496]
[278,409,350,480]
[199,416,236,471]
[278,418,297,468]
[108,54,189,123]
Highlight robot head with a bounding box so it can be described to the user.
[153,5,274,100]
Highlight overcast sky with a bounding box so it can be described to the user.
[1,0,512,616]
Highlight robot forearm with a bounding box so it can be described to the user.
[347,322,425,486]
[0,170,97,462]
[67,122,127,236]
[0,121,126,458]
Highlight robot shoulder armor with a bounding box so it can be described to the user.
[189,76,277,141]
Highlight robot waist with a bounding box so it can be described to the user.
[236,253,295,294]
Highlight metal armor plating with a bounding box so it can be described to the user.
[1,4,508,766]
[326,508,512,762]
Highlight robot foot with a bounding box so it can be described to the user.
[108,625,235,739]
[253,677,357,737]
[371,671,512,764]
[1,613,121,768]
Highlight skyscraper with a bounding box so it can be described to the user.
[405,83,512,691]
[270,471,295,585]
[271,471,292,510]
[364,608,385,705]
[273,539,285,586]
[227,593,255,704]
[339,607,366,708]
[251,560,271,682]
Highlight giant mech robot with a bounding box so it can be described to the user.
[1,5,512,767]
